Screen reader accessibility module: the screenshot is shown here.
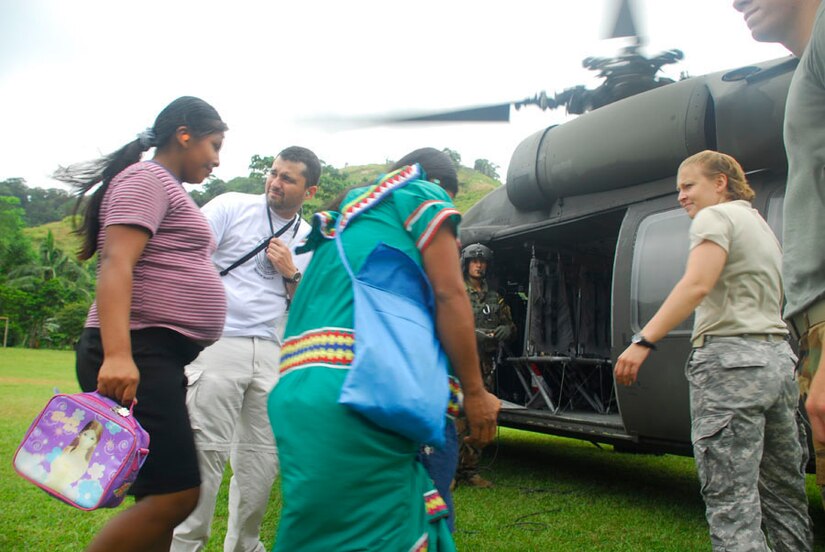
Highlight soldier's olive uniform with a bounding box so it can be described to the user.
[466,280,516,390]
[456,278,515,482]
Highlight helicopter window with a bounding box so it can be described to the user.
[766,189,785,244]
[631,208,693,334]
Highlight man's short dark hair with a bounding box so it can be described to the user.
[277,146,322,188]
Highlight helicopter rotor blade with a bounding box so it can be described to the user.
[390,103,511,123]
[608,0,640,40]
[300,102,513,129]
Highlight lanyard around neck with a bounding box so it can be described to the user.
[267,203,301,243]
[218,204,300,277]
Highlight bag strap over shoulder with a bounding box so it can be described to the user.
[334,217,356,281]
[219,213,299,277]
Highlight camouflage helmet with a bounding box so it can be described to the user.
[461,243,493,272]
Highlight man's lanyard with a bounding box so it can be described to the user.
[219,203,300,277]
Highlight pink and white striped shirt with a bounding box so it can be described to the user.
[85,161,227,343]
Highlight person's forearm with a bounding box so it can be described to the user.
[96,255,134,360]
[807,355,825,443]
[641,277,710,342]
[435,288,485,396]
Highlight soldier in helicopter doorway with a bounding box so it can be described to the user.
[455,243,516,488]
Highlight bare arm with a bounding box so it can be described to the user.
[807,358,825,443]
[96,224,150,405]
[422,226,500,447]
[614,240,727,386]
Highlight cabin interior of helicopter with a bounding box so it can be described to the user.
[492,210,624,418]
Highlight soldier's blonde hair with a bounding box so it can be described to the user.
[679,150,755,202]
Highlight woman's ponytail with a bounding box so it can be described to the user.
[54,96,226,261]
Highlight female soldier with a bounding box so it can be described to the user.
[55,96,228,551]
[614,150,812,551]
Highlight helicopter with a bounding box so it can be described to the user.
[378,0,800,455]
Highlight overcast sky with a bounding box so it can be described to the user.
[0,0,789,190]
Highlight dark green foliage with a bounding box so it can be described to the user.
[3,230,93,348]
[191,176,264,207]
[0,196,36,278]
[249,154,274,179]
[303,161,359,213]
[0,284,30,346]
[474,158,501,180]
[3,154,499,349]
[46,301,91,349]
[0,178,74,226]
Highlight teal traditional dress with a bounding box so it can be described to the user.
[268,165,461,552]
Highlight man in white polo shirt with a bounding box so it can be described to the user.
[172,146,320,552]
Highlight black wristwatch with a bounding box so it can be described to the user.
[285,269,302,284]
[631,333,657,350]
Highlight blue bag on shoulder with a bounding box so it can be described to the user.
[335,228,449,447]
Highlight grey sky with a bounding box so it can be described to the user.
[0,0,788,189]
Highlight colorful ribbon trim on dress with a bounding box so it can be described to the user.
[302,164,426,248]
[337,164,421,231]
[279,328,355,375]
[447,376,461,418]
[424,489,449,521]
[409,533,428,552]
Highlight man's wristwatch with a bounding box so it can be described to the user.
[631,333,657,350]
[285,269,302,284]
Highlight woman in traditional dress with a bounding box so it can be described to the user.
[268,147,500,551]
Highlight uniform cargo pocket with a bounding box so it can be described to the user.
[183,369,204,430]
[710,341,767,370]
[692,412,736,500]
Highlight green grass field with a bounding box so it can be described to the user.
[1,347,824,551]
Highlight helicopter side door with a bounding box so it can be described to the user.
[612,195,694,447]
[611,172,788,450]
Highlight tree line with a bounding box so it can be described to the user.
[0,152,501,349]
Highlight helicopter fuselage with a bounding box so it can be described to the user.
[460,55,801,456]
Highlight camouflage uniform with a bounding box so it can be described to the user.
[795,320,825,506]
[687,337,813,552]
[456,279,515,482]
[465,280,516,390]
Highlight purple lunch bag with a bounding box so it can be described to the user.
[13,391,150,510]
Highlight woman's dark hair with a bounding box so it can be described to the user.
[277,145,322,188]
[390,147,458,196]
[54,96,228,260]
[324,148,459,212]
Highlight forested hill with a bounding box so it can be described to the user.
[0,152,501,348]
[4,153,501,253]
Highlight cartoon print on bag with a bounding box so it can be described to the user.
[43,420,103,495]
[74,462,106,508]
